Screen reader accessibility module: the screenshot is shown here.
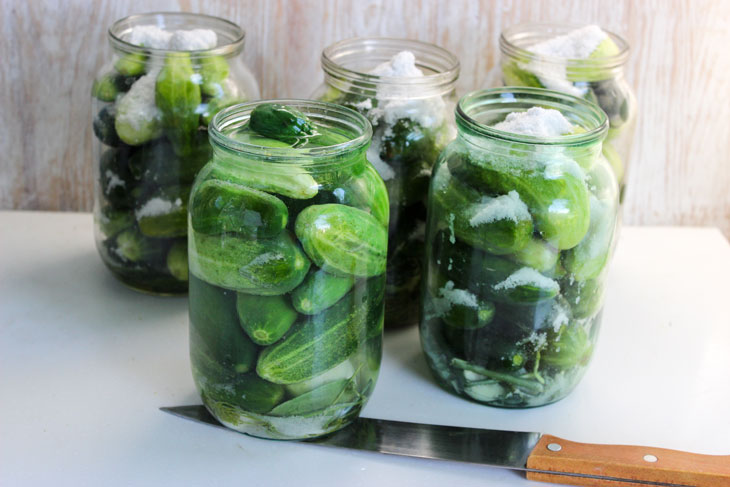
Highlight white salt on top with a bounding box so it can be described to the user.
[528,25,608,60]
[439,281,479,308]
[169,29,218,51]
[492,107,574,137]
[492,267,559,292]
[468,190,530,226]
[369,51,424,77]
[125,25,217,51]
[135,197,182,219]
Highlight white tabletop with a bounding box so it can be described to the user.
[1,211,729,486]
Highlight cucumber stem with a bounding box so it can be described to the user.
[451,358,544,395]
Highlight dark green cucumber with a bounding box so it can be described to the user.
[190,179,288,238]
[290,269,355,315]
[189,274,258,375]
[93,105,122,147]
[155,53,202,156]
[256,297,365,384]
[212,372,285,414]
[295,204,387,278]
[189,230,310,295]
[542,325,593,368]
[249,103,314,141]
[236,293,298,345]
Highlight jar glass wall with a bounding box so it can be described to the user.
[311,38,460,329]
[92,12,260,294]
[485,23,636,203]
[188,100,386,439]
[420,88,616,408]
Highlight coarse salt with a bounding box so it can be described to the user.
[115,72,162,132]
[492,107,574,137]
[528,25,608,60]
[125,25,217,51]
[135,197,182,219]
[369,51,424,77]
[468,190,530,226]
[493,267,559,293]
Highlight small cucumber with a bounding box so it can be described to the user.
[285,359,355,397]
[236,293,298,345]
[190,179,288,238]
[542,325,593,368]
[189,230,310,295]
[290,269,355,315]
[136,186,191,238]
[213,372,285,414]
[189,274,258,375]
[249,103,314,141]
[210,156,319,200]
[115,52,147,77]
[295,204,387,278]
[256,297,365,384]
[268,378,351,417]
[331,163,390,227]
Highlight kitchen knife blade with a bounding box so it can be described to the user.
[160,405,730,487]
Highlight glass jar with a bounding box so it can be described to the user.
[188,100,386,439]
[92,12,259,294]
[421,88,617,408]
[485,23,636,202]
[311,38,460,329]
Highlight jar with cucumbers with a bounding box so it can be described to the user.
[486,23,636,202]
[311,38,460,329]
[188,101,387,439]
[92,12,259,294]
[421,88,617,408]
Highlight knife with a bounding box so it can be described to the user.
[161,405,729,487]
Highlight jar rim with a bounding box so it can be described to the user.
[500,22,629,71]
[456,87,609,146]
[109,12,245,58]
[321,37,460,96]
[210,99,373,163]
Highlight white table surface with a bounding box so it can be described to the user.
[1,211,729,486]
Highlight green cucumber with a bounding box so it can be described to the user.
[290,269,355,315]
[332,163,390,227]
[190,179,288,238]
[506,237,559,273]
[542,325,593,368]
[295,204,387,278]
[285,359,355,397]
[189,274,258,375]
[136,186,191,238]
[210,158,319,200]
[212,372,285,414]
[268,378,351,417]
[115,52,147,77]
[249,103,314,141]
[189,230,310,295]
[256,297,365,384]
[236,293,297,345]
[155,53,202,156]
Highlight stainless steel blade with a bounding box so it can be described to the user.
[160,405,539,470]
[160,405,702,487]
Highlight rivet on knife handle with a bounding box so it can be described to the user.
[525,434,730,487]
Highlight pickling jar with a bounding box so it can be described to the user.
[91,12,259,294]
[188,100,386,439]
[485,23,636,202]
[421,88,617,408]
[311,37,460,329]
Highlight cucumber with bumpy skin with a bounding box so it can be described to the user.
[212,372,285,414]
[236,293,297,345]
[189,230,310,295]
[268,378,352,417]
[190,179,288,238]
[256,297,365,384]
[290,269,355,315]
[295,204,387,278]
[249,103,315,141]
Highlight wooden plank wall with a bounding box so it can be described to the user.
[1,0,728,236]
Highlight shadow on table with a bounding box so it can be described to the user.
[383,327,436,386]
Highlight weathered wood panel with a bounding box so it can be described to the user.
[1,0,728,236]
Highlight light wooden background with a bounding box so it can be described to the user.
[1,0,729,236]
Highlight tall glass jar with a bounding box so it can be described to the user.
[188,100,387,439]
[91,12,259,294]
[421,88,616,408]
[311,38,460,329]
[485,23,636,202]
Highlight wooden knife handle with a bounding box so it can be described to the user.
[526,434,730,487]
